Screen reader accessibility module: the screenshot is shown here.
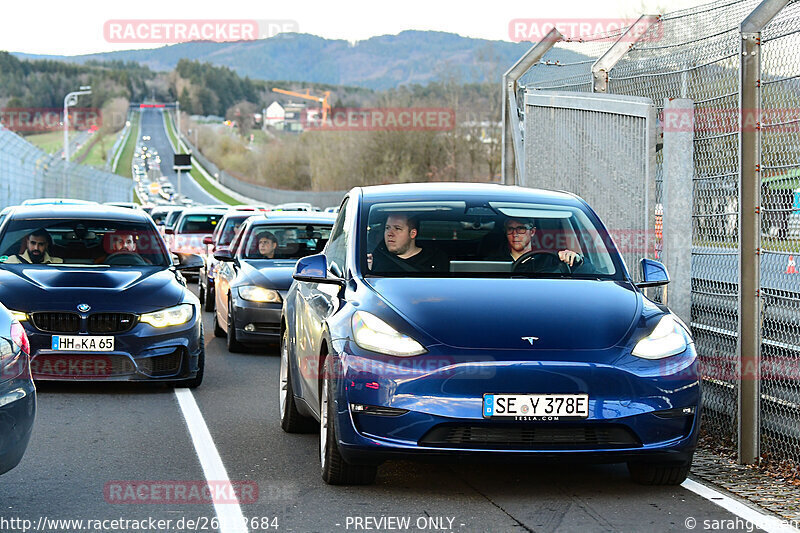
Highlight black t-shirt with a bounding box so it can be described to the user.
[371,245,449,273]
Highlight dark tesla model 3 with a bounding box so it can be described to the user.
[0,205,205,386]
[213,212,335,352]
[0,302,36,475]
[281,183,700,485]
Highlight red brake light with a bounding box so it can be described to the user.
[10,321,30,355]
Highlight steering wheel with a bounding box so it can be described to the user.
[105,251,147,266]
[512,250,577,274]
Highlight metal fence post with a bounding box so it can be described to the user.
[592,15,659,94]
[737,0,790,465]
[662,98,695,324]
[502,28,563,185]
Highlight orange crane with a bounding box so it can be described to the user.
[272,87,331,123]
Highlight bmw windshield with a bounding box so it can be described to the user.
[362,200,624,279]
[0,219,171,267]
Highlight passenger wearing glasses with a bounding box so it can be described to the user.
[488,218,581,269]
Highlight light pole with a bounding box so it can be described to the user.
[63,85,92,162]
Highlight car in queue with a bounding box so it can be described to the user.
[166,207,226,279]
[0,205,205,386]
[198,211,254,313]
[280,183,700,486]
[0,302,36,475]
[214,212,335,352]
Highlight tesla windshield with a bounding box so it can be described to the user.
[363,200,622,278]
[0,219,170,267]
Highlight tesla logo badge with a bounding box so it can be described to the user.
[77,304,91,313]
[521,336,539,346]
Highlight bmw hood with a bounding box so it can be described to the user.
[0,265,185,313]
[366,278,641,351]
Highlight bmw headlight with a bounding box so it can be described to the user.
[140,303,194,328]
[352,311,426,357]
[8,310,27,322]
[632,315,687,359]
[239,286,282,303]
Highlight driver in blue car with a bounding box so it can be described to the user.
[488,218,581,269]
[368,213,448,273]
[5,228,63,264]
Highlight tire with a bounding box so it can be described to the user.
[203,286,215,312]
[279,329,316,433]
[320,357,377,485]
[181,328,205,389]
[226,298,246,353]
[628,455,692,485]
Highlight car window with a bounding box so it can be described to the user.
[217,215,250,246]
[0,219,170,267]
[325,197,350,275]
[242,224,332,259]
[362,200,622,279]
[176,214,223,234]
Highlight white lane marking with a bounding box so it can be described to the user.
[175,388,248,533]
[682,478,799,532]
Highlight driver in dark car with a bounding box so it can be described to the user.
[487,217,581,269]
[5,228,63,264]
[97,231,149,264]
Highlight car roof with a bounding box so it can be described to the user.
[248,212,336,225]
[178,206,228,216]
[4,204,151,222]
[20,198,100,206]
[357,183,581,205]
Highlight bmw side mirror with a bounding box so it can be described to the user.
[214,249,234,262]
[175,253,204,270]
[293,254,344,285]
[636,258,670,288]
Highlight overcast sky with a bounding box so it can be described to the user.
[4,0,714,56]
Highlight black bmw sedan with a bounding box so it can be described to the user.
[0,205,205,387]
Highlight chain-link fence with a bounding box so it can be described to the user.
[759,0,800,466]
[505,0,800,465]
[0,126,132,208]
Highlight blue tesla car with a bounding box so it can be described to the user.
[0,205,205,387]
[280,183,700,485]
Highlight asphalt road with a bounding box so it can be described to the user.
[0,284,770,533]
[138,108,219,205]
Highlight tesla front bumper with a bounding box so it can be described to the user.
[326,341,701,465]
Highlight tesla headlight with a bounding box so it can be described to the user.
[8,310,27,322]
[140,303,194,328]
[352,311,426,357]
[632,315,687,359]
[239,286,282,303]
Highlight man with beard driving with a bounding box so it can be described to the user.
[6,229,63,264]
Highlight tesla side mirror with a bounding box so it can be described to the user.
[202,235,214,245]
[175,253,204,270]
[293,254,344,285]
[214,249,234,262]
[636,258,670,288]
